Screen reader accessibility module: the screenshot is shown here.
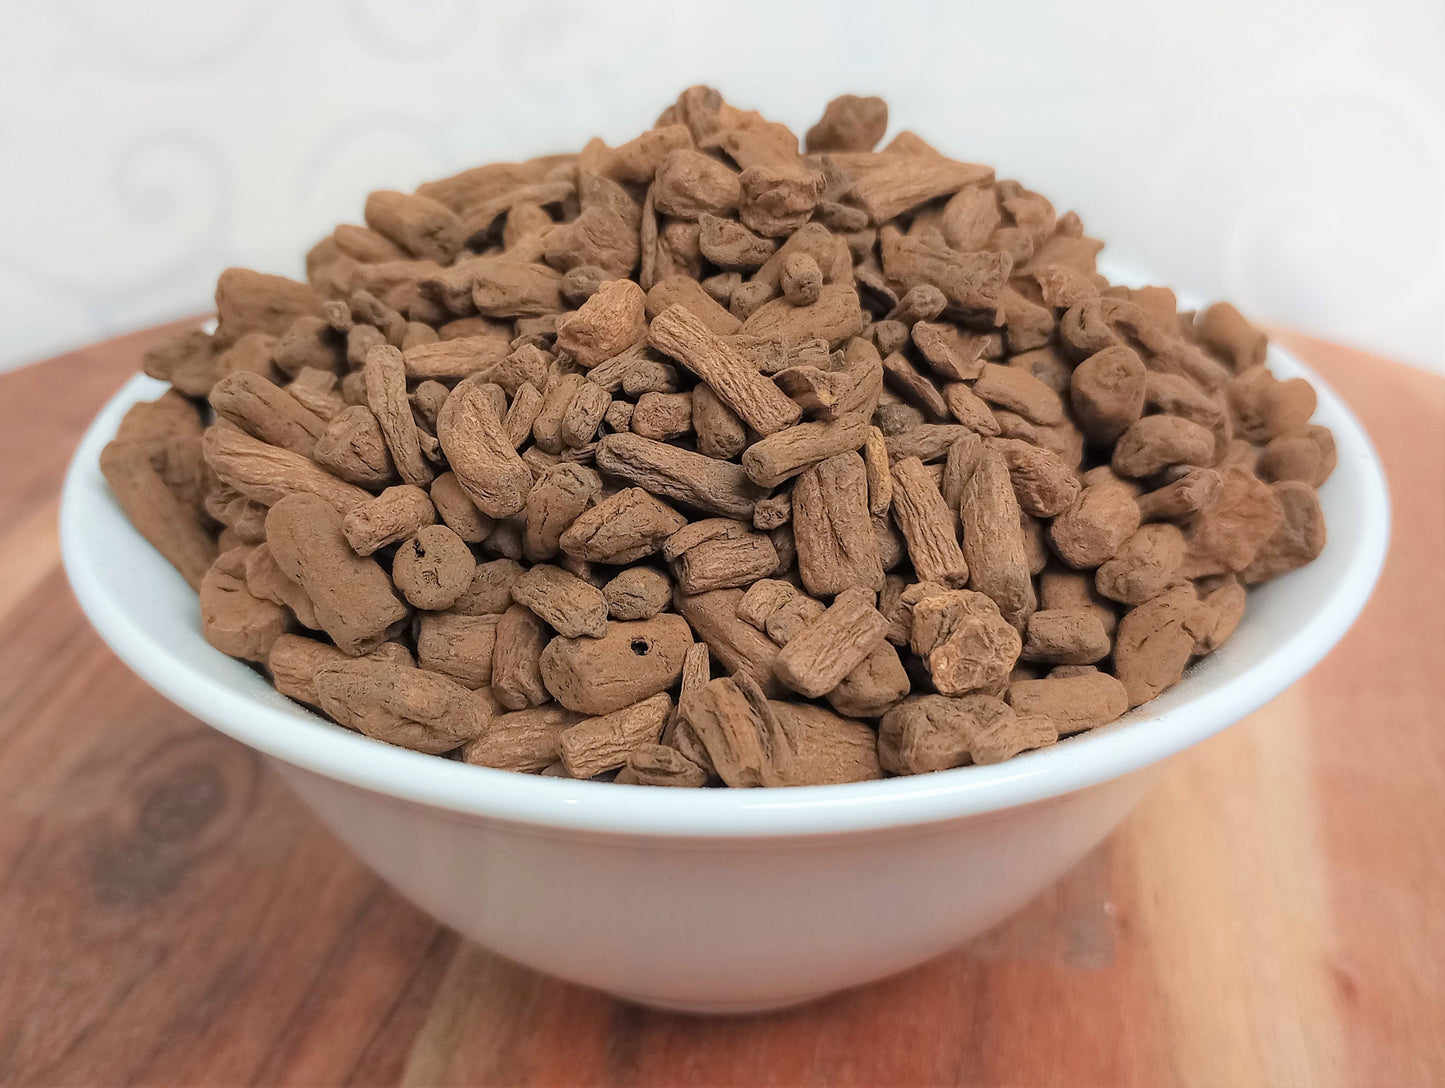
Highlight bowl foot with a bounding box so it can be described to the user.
[613,989,837,1015]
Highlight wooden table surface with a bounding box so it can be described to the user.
[0,326,1440,1088]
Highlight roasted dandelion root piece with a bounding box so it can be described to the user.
[392,525,476,611]
[958,446,1034,627]
[462,704,582,773]
[879,694,1055,774]
[101,433,218,590]
[266,494,407,655]
[772,588,889,698]
[491,604,550,709]
[559,693,673,779]
[559,487,688,563]
[792,450,885,596]
[540,615,693,714]
[683,673,797,788]
[511,563,608,638]
[105,87,1334,779]
[910,590,1022,696]
[203,423,371,514]
[649,305,801,434]
[602,567,673,620]
[1007,671,1129,736]
[245,542,320,629]
[595,433,766,519]
[436,375,533,519]
[199,547,292,662]
[617,744,709,787]
[314,658,488,754]
[416,612,500,688]
[676,588,786,697]
[891,456,969,586]
[343,485,435,556]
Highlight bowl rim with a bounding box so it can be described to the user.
[61,343,1390,838]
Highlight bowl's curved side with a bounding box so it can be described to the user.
[271,757,1161,1011]
[61,342,1390,839]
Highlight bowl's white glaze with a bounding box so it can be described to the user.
[61,343,1388,1011]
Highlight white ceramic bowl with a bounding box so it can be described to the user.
[61,343,1388,1013]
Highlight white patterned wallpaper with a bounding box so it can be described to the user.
[1,0,1441,373]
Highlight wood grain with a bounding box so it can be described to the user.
[0,325,1439,1087]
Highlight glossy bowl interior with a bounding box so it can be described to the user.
[60,340,1388,1010]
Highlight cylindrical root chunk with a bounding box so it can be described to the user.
[772,588,889,699]
[1186,578,1248,654]
[203,423,371,513]
[450,558,522,616]
[540,615,693,714]
[630,391,694,441]
[671,531,779,595]
[1197,302,1267,371]
[1094,523,1186,605]
[772,702,883,784]
[617,744,708,787]
[342,485,436,556]
[416,612,500,688]
[265,493,407,655]
[1021,609,1111,665]
[692,382,748,459]
[1136,468,1220,522]
[1241,482,1326,583]
[826,642,911,719]
[989,438,1080,518]
[675,589,785,697]
[559,692,673,779]
[1181,468,1284,577]
[269,633,356,709]
[891,456,969,586]
[602,567,672,620]
[879,694,1054,774]
[1113,585,1200,707]
[313,406,396,488]
[430,471,495,543]
[437,374,533,518]
[780,253,822,306]
[958,447,1034,627]
[524,463,602,562]
[209,371,329,458]
[1039,570,1118,638]
[364,344,434,488]
[244,542,319,629]
[559,488,689,564]
[682,673,797,788]
[100,439,218,589]
[199,549,292,662]
[492,604,549,709]
[461,705,582,773]
[792,450,885,597]
[1227,367,1316,443]
[1256,426,1335,487]
[511,563,609,638]
[1111,415,1215,478]
[314,659,489,754]
[392,525,476,610]
[742,414,870,489]
[1069,346,1145,442]
[1006,671,1129,735]
[364,189,465,264]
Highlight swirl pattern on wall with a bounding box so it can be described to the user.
[0,0,1439,373]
